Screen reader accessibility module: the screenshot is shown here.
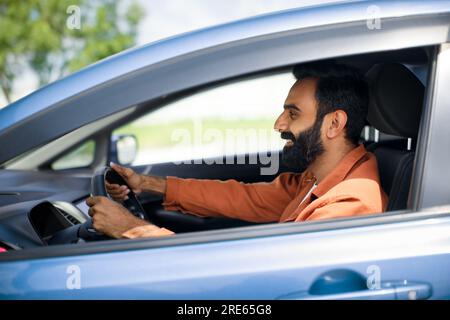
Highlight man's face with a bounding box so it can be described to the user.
[274,78,325,172]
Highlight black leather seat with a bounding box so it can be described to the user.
[365,63,424,211]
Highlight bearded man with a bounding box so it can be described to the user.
[86,62,388,239]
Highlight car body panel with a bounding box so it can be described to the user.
[1,210,450,299]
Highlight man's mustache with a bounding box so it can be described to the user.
[281,131,296,142]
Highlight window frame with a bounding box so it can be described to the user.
[409,43,450,210]
[1,44,447,262]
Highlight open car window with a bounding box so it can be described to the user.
[113,73,296,166]
[51,140,96,170]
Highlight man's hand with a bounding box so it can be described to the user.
[106,162,145,201]
[85,196,150,238]
[106,162,167,201]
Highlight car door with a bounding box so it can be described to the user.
[1,209,450,299]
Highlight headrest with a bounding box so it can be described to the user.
[366,63,424,138]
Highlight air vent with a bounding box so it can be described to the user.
[60,211,81,225]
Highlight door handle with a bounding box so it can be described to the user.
[278,269,432,300]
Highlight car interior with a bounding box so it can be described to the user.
[0,46,430,253]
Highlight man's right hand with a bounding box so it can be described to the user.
[106,162,144,201]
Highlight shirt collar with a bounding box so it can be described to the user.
[311,144,368,198]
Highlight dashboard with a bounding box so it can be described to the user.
[0,169,92,251]
[0,168,255,253]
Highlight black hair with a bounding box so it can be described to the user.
[292,61,369,145]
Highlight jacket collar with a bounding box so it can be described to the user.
[310,144,368,198]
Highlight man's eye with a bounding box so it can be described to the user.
[289,111,297,119]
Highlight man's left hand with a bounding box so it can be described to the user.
[85,196,150,238]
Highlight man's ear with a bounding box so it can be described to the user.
[325,110,348,139]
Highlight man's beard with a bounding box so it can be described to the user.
[281,119,325,172]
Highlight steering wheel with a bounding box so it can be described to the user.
[78,166,149,240]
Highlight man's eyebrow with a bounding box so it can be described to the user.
[283,104,301,112]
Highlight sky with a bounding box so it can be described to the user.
[135,0,343,46]
[0,0,344,108]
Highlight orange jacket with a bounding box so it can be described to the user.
[122,144,388,239]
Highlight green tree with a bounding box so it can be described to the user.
[0,0,144,104]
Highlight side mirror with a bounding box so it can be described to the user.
[110,134,138,165]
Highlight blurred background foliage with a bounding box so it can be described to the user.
[0,0,144,103]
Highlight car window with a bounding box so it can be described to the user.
[51,140,96,170]
[113,73,296,165]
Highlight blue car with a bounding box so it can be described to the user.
[1,0,450,299]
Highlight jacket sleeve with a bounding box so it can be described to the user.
[162,173,302,223]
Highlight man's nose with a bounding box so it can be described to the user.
[274,114,288,133]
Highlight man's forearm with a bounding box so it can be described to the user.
[140,175,167,195]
